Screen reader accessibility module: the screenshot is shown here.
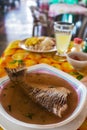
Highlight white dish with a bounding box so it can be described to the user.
[66,51,87,70]
[19,42,57,53]
[19,37,57,53]
[0,100,87,130]
[0,63,87,130]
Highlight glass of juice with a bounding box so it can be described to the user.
[54,21,74,56]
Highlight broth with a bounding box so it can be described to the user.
[0,72,78,124]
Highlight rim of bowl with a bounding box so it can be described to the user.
[66,52,87,63]
[0,64,87,129]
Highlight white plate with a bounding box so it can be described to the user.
[19,38,57,53]
[0,64,87,130]
[19,42,57,53]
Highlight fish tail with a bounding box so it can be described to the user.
[4,66,27,84]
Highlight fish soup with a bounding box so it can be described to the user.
[0,72,78,125]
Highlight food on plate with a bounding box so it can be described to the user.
[23,37,55,51]
[1,67,78,124]
[25,37,40,46]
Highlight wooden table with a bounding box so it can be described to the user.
[0,39,87,130]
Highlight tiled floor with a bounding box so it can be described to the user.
[0,0,36,56]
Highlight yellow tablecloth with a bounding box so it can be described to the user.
[0,40,87,130]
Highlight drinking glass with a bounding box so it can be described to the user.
[54,21,74,56]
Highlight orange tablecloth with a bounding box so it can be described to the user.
[0,40,87,130]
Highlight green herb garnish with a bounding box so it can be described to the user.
[10,60,17,64]
[25,113,34,119]
[10,60,23,64]
[7,105,12,112]
[17,60,23,64]
[76,75,83,80]
[69,71,79,75]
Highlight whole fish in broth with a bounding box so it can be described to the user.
[5,66,71,118]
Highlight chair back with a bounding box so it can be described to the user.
[30,6,54,36]
[30,6,48,25]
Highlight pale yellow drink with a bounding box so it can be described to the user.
[54,22,74,56]
[55,32,71,55]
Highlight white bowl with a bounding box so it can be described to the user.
[0,64,87,130]
[66,51,87,70]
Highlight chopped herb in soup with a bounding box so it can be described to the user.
[1,73,78,124]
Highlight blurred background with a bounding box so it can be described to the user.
[0,0,87,56]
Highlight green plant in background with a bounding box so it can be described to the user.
[49,0,78,4]
[64,0,78,4]
[49,0,62,4]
